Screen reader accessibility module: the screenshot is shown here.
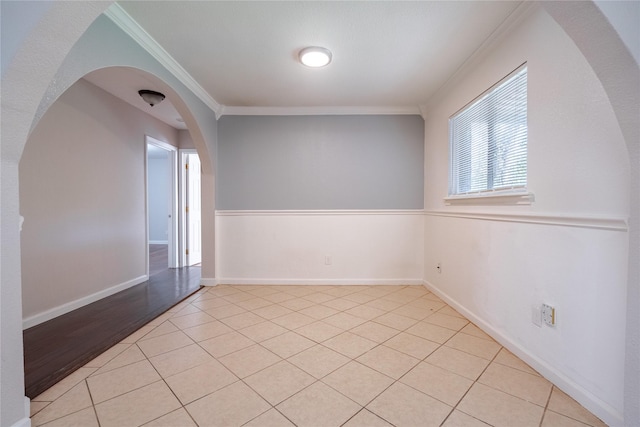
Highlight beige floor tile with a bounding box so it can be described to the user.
[343,409,394,427]
[173,308,213,325]
[271,312,316,329]
[383,332,440,359]
[542,410,594,427]
[185,381,270,427]
[323,312,368,330]
[182,320,233,342]
[393,303,437,320]
[323,331,378,358]
[238,320,288,342]
[95,381,181,427]
[39,407,98,427]
[459,323,494,341]
[343,292,378,304]
[367,382,452,427]
[457,383,544,427]
[87,360,161,404]
[262,292,297,303]
[252,303,293,319]
[438,305,465,318]
[261,331,316,358]
[218,344,281,378]
[478,362,552,406]
[346,305,386,320]
[236,297,273,310]
[244,408,295,426]
[288,344,350,378]
[191,297,231,311]
[244,360,316,405]
[33,367,96,402]
[164,359,238,405]
[373,312,419,330]
[205,303,246,319]
[357,345,420,379]
[295,320,343,342]
[322,297,361,311]
[30,401,50,417]
[493,348,540,376]
[365,298,405,312]
[426,346,491,380]
[223,291,258,303]
[298,304,340,319]
[409,298,447,311]
[323,287,361,298]
[442,410,491,427]
[322,361,394,406]
[84,343,130,368]
[32,382,93,426]
[400,361,473,406]
[137,330,194,358]
[120,323,156,344]
[276,381,361,427]
[351,322,399,343]
[171,305,203,318]
[445,332,501,360]
[547,387,607,427]
[92,345,146,376]
[247,287,282,297]
[424,312,469,331]
[140,322,180,341]
[303,292,337,303]
[208,286,241,297]
[199,331,255,358]
[142,408,197,427]
[220,311,266,329]
[149,343,213,378]
[383,292,418,304]
[279,298,316,311]
[148,311,176,326]
[423,292,445,303]
[406,321,457,343]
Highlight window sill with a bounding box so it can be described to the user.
[444,190,535,206]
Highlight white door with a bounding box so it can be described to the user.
[186,153,202,266]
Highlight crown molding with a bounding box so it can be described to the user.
[220,105,422,117]
[104,3,224,118]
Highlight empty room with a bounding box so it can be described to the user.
[1,1,638,427]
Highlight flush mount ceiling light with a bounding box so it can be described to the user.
[299,46,332,68]
[138,90,165,107]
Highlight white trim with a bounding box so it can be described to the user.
[444,190,535,206]
[222,106,423,117]
[103,4,223,118]
[424,210,628,232]
[22,275,148,329]
[423,280,623,426]
[216,209,425,217]
[149,240,168,245]
[10,417,30,427]
[218,278,424,286]
[200,278,218,287]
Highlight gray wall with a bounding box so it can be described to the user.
[217,115,424,210]
[148,153,170,243]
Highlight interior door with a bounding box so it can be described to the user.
[186,153,202,266]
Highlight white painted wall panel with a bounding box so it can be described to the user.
[216,211,424,285]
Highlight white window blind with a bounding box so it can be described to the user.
[449,66,527,196]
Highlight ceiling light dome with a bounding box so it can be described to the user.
[299,46,332,68]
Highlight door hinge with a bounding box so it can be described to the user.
[185,163,189,170]
[186,249,189,255]
[185,206,189,213]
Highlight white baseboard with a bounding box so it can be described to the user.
[10,399,31,427]
[22,275,148,329]
[423,280,623,427]
[149,240,168,245]
[217,278,424,286]
[200,278,218,287]
[10,417,30,427]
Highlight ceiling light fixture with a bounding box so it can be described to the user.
[299,46,332,68]
[138,90,165,107]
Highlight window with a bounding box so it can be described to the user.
[449,65,528,199]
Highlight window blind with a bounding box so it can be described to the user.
[449,66,528,196]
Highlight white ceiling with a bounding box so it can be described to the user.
[87,1,523,128]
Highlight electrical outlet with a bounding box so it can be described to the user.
[436,262,442,274]
[532,306,542,327]
[325,256,332,265]
[542,304,556,326]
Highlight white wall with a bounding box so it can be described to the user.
[20,78,179,327]
[422,6,629,425]
[216,211,424,285]
[148,153,170,243]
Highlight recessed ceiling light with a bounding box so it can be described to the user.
[299,46,332,68]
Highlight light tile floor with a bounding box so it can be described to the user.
[30,285,608,427]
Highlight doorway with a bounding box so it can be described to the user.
[180,149,202,266]
[146,136,178,276]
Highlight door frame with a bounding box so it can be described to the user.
[145,135,179,274]
[179,148,200,267]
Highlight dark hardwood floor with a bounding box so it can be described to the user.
[23,245,202,398]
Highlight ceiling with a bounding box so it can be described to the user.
[87,1,523,129]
